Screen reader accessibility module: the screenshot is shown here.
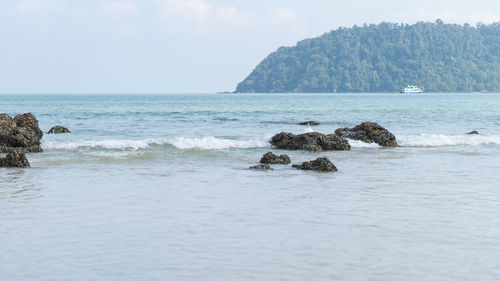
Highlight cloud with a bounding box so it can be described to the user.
[156,0,251,32]
[275,9,298,23]
[215,6,238,21]
[158,0,211,21]
[156,0,302,33]
[100,0,138,15]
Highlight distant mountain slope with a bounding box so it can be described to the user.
[235,20,500,93]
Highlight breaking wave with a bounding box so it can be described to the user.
[347,139,381,148]
[42,136,270,151]
[169,136,269,150]
[398,134,500,147]
[41,134,500,152]
[347,134,500,148]
[303,126,315,133]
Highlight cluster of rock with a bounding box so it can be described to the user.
[270,132,351,151]
[250,152,292,170]
[1,114,480,171]
[270,122,399,151]
[0,113,71,168]
[260,122,483,173]
[250,152,337,172]
[0,113,43,153]
[334,122,399,147]
[259,122,399,172]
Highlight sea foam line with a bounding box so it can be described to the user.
[41,134,500,151]
[347,139,381,148]
[397,134,500,147]
[42,136,270,151]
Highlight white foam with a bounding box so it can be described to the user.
[41,134,500,151]
[42,136,270,151]
[42,139,160,150]
[303,126,315,133]
[398,134,500,147]
[81,150,142,158]
[169,136,269,150]
[347,139,381,148]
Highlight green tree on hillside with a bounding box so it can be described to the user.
[235,20,500,93]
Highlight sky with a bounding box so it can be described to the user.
[1,0,500,93]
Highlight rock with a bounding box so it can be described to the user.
[298,121,320,126]
[259,152,291,164]
[467,130,479,135]
[0,114,16,130]
[48,126,71,134]
[292,157,337,172]
[14,113,43,139]
[0,150,30,167]
[270,132,351,151]
[335,122,398,147]
[0,113,43,153]
[250,164,273,170]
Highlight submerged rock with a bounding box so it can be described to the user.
[335,122,398,147]
[0,113,43,153]
[250,164,273,170]
[0,150,30,167]
[48,126,71,134]
[259,152,291,164]
[292,157,337,172]
[298,121,320,126]
[270,132,350,151]
[467,130,479,135]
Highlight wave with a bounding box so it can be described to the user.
[42,139,160,150]
[40,134,500,152]
[348,134,500,147]
[398,134,500,147]
[347,139,381,148]
[42,136,270,151]
[303,126,315,133]
[168,136,269,150]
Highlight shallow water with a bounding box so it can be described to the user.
[1,93,500,281]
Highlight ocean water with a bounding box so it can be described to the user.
[1,93,500,281]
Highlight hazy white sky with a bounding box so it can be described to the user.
[1,0,499,93]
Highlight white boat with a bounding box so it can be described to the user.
[400,85,423,93]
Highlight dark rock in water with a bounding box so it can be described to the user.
[260,152,291,164]
[0,113,43,153]
[48,126,71,134]
[292,157,337,172]
[298,121,320,126]
[335,122,398,147]
[0,150,30,167]
[14,113,44,139]
[250,164,273,170]
[270,132,350,151]
[467,130,479,135]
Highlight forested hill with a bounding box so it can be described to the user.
[235,21,500,93]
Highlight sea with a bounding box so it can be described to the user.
[1,93,500,281]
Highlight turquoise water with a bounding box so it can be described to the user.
[1,93,500,281]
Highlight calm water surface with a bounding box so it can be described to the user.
[1,93,500,281]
